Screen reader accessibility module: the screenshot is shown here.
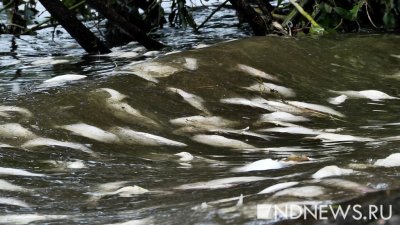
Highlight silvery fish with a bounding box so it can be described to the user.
[57,123,120,144]
[191,134,255,149]
[167,87,210,114]
[244,82,296,98]
[22,138,96,156]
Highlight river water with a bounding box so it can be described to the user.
[1,3,400,225]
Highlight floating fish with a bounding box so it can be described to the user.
[191,134,255,149]
[174,152,194,161]
[0,106,33,118]
[143,50,161,57]
[111,71,159,83]
[95,88,160,128]
[244,82,296,98]
[312,165,354,179]
[167,87,210,114]
[0,197,31,208]
[258,112,309,123]
[328,95,348,105]
[106,218,152,225]
[31,57,69,66]
[110,127,187,147]
[374,153,400,167]
[317,179,373,193]
[96,185,149,198]
[42,74,87,85]
[330,90,398,101]
[183,57,198,71]
[170,115,237,128]
[0,179,29,192]
[122,61,180,78]
[0,167,45,177]
[312,133,374,142]
[57,123,120,144]
[258,126,323,135]
[174,176,267,190]
[0,214,68,225]
[208,128,271,141]
[43,160,87,170]
[232,159,289,172]
[273,186,326,198]
[286,101,345,118]
[0,123,37,140]
[258,182,299,194]
[22,138,96,156]
[236,64,279,81]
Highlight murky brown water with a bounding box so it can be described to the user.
[0,35,399,224]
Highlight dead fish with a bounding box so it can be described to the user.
[244,82,296,98]
[111,71,159,83]
[0,106,33,118]
[0,179,30,192]
[286,101,345,118]
[106,218,153,225]
[258,126,323,135]
[22,138,96,156]
[43,160,87,170]
[236,64,279,81]
[31,57,69,66]
[312,133,374,142]
[97,88,128,102]
[122,61,180,78]
[110,127,187,147]
[273,186,326,198]
[95,88,161,128]
[183,57,198,71]
[328,95,348,105]
[330,90,398,101]
[0,167,45,177]
[174,152,194,161]
[312,165,354,179]
[167,87,210,114]
[42,74,87,84]
[108,51,139,58]
[318,179,373,193]
[191,134,255,149]
[208,128,271,141]
[57,123,120,144]
[232,159,289,172]
[374,153,400,167]
[0,197,30,208]
[170,115,238,128]
[0,123,37,140]
[143,50,161,57]
[258,112,309,123]
[0,214,68,225]
[258,182,299,194]
[174,176,267,190]
[96,185,149,198]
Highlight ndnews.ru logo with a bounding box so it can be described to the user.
[257,203,392,221]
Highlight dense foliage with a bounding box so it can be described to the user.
[0,0,399,48]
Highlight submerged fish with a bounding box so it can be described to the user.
[183,57,198,71]
[258,182,299,194]
[42,74,87,85]
[191,134,255,149]
[0,179,30,192]
[174,152,195,161]
[0,197,31,208]
[286,101,345,118]
[258,112,309,123]
[244,82,296,98]
[328,95,348,105]
[57,123,120,144]
[0,167,45,177]
[170,115,238,128]
[0,123,37,140]
[232,159,289,172]
[22,138,96,156]
[374,153,400,167]
[312,133,374,142]
[0,106,33,118]
[174,176,267,190]
[312,165,354,179]
[110,127,187,147]
[0,214,68,225]
[95,88,161,128]
[122,61,180,78]
[273,186,326,198]
[258,126,323,135]
[236,64,279,81]
[330,90,398,101]
[167,87,210,114]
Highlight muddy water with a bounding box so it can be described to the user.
[0,35,400,224]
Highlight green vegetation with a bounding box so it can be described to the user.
[0,0,399,51]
